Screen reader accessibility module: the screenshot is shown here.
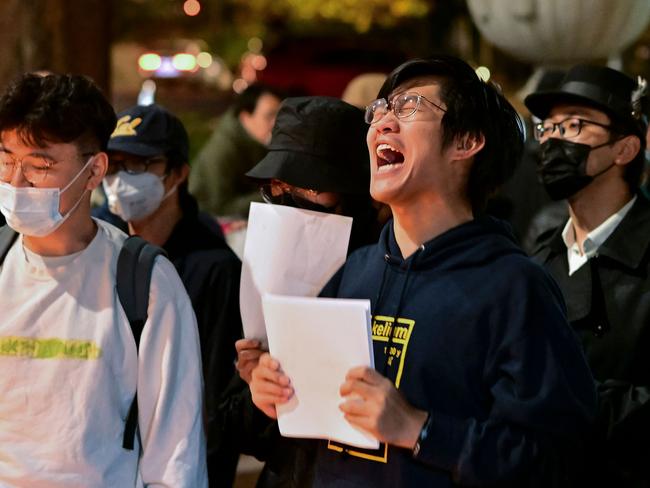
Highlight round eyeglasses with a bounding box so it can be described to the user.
[107,155,167,175]
[0,151,94,184]
[259,182,337,212]
[365,92,447,125]
[0,152,55,184]
[533,117,612,141]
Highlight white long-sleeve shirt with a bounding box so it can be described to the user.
[0,219,208,487]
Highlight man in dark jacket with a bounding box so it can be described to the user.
[525,65,650,486]
[250,56,598,487]
[101,104,243,487]
[189,84,282,218]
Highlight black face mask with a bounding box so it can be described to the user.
[537,138,614,200]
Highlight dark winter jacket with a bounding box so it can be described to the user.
[189,109,267,218]
[533,194,650,487]
[163,195,243,487]
[313,218,597,487]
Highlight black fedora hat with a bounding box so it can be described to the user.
[525,65,647,137]
[246,96,369,195]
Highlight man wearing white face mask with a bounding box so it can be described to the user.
[101,103,244,487]
[0,150,96,237]
[0,74,207,487]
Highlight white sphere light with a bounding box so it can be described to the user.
[467,0,650,64]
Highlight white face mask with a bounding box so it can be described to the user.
[0,155,94,237]
[102,171,175,222]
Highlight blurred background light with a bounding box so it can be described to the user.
[196,52,213,68]
[137,79,157,106]
[173,53,197,71]
[183,0,201,17]
[247,37,263,53]
[232,78,248,93]
[138,53,161,71]
[250,54,267,71]
[156,57,179,78]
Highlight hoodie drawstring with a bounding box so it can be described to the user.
[380,245,423,377]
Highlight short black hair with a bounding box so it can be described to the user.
[0,73,116,154]
[378,56,524,213]
[232,83,283,116]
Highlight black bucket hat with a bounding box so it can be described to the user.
[108,104,189,163]
[525,65,648,137]
[246,96,370,194]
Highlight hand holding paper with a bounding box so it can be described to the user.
[235,338,264,384]
[262,294,379,449]
[250,352,294,419]
[339,366,429,450]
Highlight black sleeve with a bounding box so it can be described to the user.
[200,257,243,412]
[210,375,318,486]
[209,374,278,460]
[183,253,244,484]
[594,380,650,474]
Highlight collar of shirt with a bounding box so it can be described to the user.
[562,195,637,276]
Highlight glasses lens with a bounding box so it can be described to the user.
[394,94,419,119]
[561,118,582,138]
[0,154,13,181]
[365,99,388,124]
[21,157,52,183]
[259,183,287,205]
[124,159,148,174]
[108,157,147,175]
[533,123,546,141]
[0,154,53,183]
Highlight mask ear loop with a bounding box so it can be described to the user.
[56,154,97,223]
[586,135,627,180]
[158,171,178,203]
[60,154,96,194]
[161,183,177,202]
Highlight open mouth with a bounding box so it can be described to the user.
[376,143,404,169]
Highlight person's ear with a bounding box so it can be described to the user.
[86,152,108,190]
[167,163,190,186]
[613,134,641,167]
[452,133,485,160]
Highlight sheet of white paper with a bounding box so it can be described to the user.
[240,202,352,346]
[262,294,379,450]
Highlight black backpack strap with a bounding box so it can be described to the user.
[116,235,165,450]
[0,225,18,265]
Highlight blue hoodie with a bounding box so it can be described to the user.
[315,218,597,487]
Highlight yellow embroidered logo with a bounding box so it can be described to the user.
[0,336,102,360]
[111,115,142,138]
